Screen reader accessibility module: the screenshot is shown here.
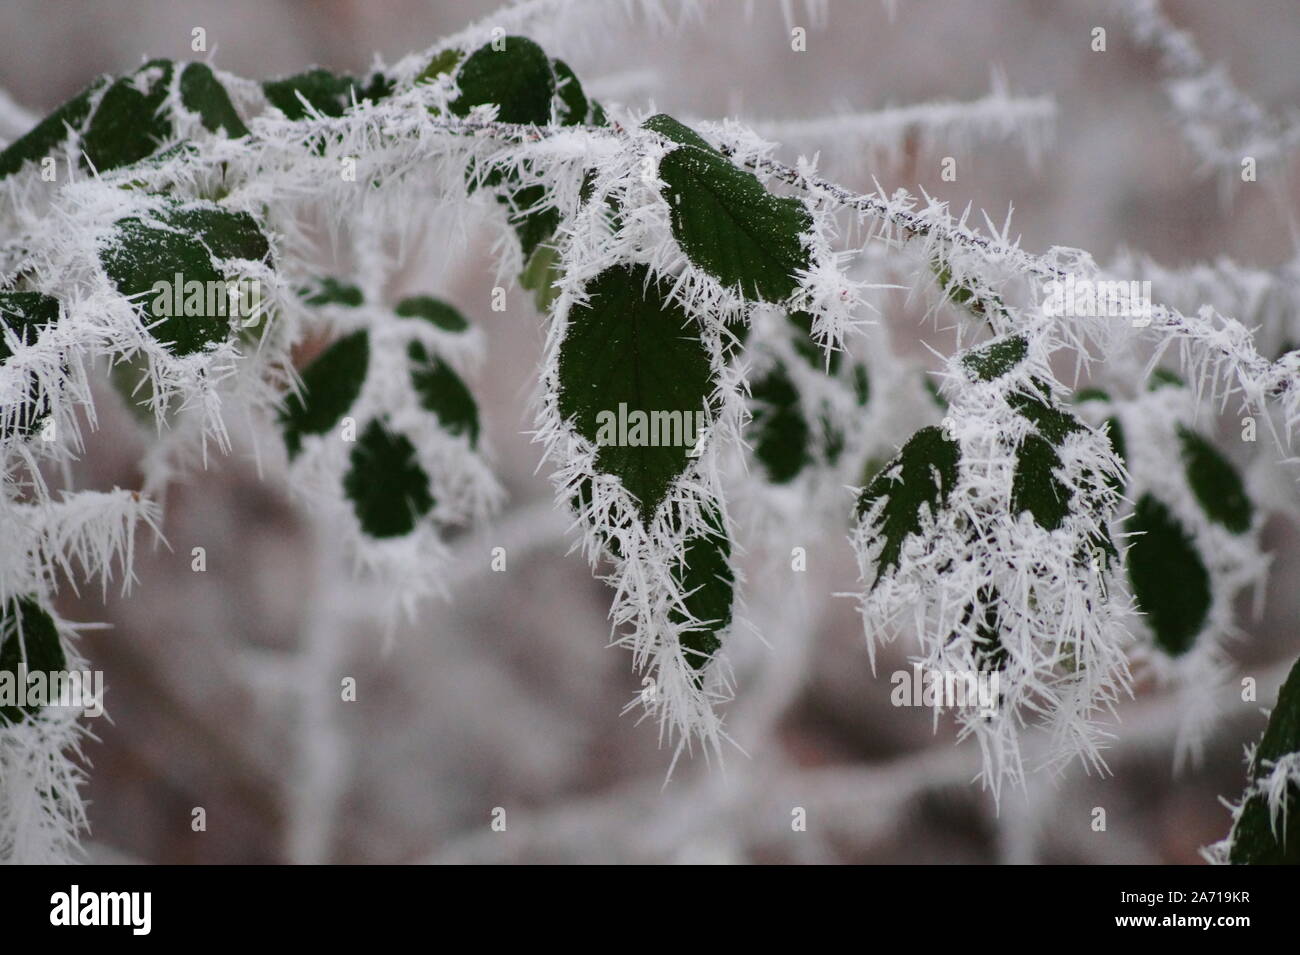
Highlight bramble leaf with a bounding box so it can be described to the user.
[750,360,810,484]
[82,59,174,172]
[669,508,734,674]
[962,335,1027,382]
[855,425,961,587]
[302,277,364,308]
[99,200,270,355]
[0,598,66,726]
[1228,656,1300,864]
[408,343,479,447]
[343,419,435,538]
[0,77,105,179]
[280,330,369,458]
[1178,427,1252,534]
[644,113,811,303]
[1126,494,1211,656]
[179,63,248,138]
[395,295,469,333]
[450,37,554,125]
[0,292,61,437]
[557,264,715,525]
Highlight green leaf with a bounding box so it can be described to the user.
[1103,416,1126,493]
[1229,656,1300,864]
[1011,433,1071,531]
[962,335,1027,382]
[263,68,355,119]
[557,264,715,526]
[1147,367,1184,390]
[1178,427,1252,534]
[408,342,480,447]
[164,204,271,263]
[669,509,734,674]
[98,200,271,355]
[179,63,248,138]
[343,419,435,538]
[960,585,1006,672]
[1126,494,1211,656]
[394,295,469,333]
[644,113,811,303]
[750,360,810,484]
[417,48,465,85]
[0,291,60,361]
[552,59,588,126]
[302,277,364,308]
[0,77,105,179]
[280,330,369,458]
[450,37,555,125]
[520,243,562,312]
[0,292,61,437]
[82,59,174,172]
[1006,379,1084,446]
[0,598,67,726]
[856,425,961,587]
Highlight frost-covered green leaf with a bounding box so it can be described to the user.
[450,37,554,125]
[302,277,364,308]
[750,360,810,484]
[0,598,66,726]
[98,200,270,356]
[1126,494,1211,656]
[408,342,479,447]
[416,48,464,85]
[394,295,468,333]
[1148,367,1184,390]
[0,291,61,437]
[0,77,105,179]
[81,59,174,172]
[1001,371,1090,533]
[962,334,1027,381]
[669,511,734,674]
[1102,416,1126,492]
[1011,433,1071,531]
[262,68,388,120]
[855,425,961,587]
[557,264,715,525]
[179,63,248,138]
[280,330,369,458]
[520,243,562,312]
[552,59,588,126]
[0,292,60,354]
[645,113,811,303]
[343,419,435,538]
[1225,657,1300,864]
[1006,379,1084,445]
[1178,427,1252,534]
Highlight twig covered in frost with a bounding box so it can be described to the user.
[746,77,1055,174]
[1117,0,1300,175]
